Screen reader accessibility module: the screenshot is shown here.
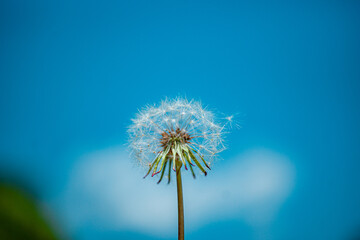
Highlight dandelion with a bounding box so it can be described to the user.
[128,97,232,240]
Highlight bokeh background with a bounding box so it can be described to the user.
[1,0,360,240]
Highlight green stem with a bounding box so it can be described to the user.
[176,160,184,240]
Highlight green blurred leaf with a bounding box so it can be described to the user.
[0,183,60,240]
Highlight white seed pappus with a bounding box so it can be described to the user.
[128,98,232,174]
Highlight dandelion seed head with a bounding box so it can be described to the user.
[128,97,231,180]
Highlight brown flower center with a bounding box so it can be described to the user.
[160,128,192,150]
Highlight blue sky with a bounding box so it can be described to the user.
[1,0,360,239]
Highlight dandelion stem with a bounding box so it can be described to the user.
[176,160,184,240]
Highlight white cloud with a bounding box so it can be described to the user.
[59,147,295,238]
